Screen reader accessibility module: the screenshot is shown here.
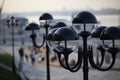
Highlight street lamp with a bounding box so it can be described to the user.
[25,22,42,47]
[1,19,6,44]
[25,13,54,80]
[47,11,120,80]
[26,17,66,80]
[6,16,19,73]
[26,19,66,80]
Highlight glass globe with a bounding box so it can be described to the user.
[72,23,95,33]
[39,20,46,27]
[47,27,79,54]
[72,23,82,33]
[48,40,80,54]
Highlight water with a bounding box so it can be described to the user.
[96,15,119,26]
[26,15,71,25]
[26,14,119,27]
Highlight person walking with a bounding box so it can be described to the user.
[25,53,29,62]
[18,47,24,71]
[30,50,36,65]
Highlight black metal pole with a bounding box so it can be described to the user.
[12,21,16,73]
[83,37,89,80]
[45,27,50,80]
[3,22,6,44]
[82,23,89,80]
[96,50,99,65]
[0,10,1,33]
[21,29,24,45]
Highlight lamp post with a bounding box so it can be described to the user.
[47,11,120,80]
[3,19,6,44]
[25,13,53,80]
[25,16,67,80]
[1,19,6,44]
[6,16,18,73]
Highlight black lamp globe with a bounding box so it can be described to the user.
[100,26,120,50]
[39,13,53,20]
[100,26,120,40]
[47,21,67,40]
[91,26,107,38]
[72,11,97,23]
[72,11,98,33]
[51,22,67,29]
[100,26,120,55]
[39,13,53,28]
[47,22,67,51]
[91,26,107,46]
[25,22,40,38]
[48,27,79,54]
[47,28,59,51]
[53,27,78,40]
[25,22,40,31]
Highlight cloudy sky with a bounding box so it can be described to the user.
[1,0,120,13]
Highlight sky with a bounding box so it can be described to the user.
[1,0,120,13]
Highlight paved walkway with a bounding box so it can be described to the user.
[0,45,120,80]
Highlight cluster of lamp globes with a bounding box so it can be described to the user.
[25,11,120,72]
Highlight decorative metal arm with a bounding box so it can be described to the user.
[88,45,119,71]
[53,46,83,72]
[63,48,82,72]
[96,45,105,67]
[53,47,68,69]
[30,30,45,48]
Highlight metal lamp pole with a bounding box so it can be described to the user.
[7,16,18,73]
[25,21,67,80]
[26,13,53,80]
[3,20,6,44]
[11,16,16,73]
[1,19,6,44]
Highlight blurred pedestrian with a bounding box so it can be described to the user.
[18,47,24,71]
[25,54,28,62]
[30,50,36,65]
